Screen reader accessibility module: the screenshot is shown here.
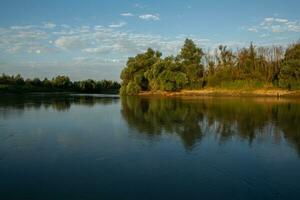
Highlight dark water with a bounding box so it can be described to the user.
[0,94,300,200]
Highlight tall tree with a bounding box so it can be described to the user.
[145,57,188,91]
[177,39,204,88]
[279,43,300,89]
[120,48,161,95]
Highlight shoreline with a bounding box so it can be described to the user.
[138,88,300,98]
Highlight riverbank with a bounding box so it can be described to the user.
[138,88,300,97]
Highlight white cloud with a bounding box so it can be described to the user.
[60,24,71,29]
[53,30,76,35]
[264,17,274,22]
[133,3,147,8]
[121,13,134,17]
[10,25,35,30]
[6,45,22,53]
[275,18,288,23]
[248,27,258,32]
[249,17,300,33]
[54,35,89,49]
[1,22,211,59]
[43,22,56,29]
[139,14,160,21]
[112,59,120,63]
[94,25,104,31]
[260,33,269,38]
[82,47,111,54]
[108,22,127,28]
[271,25,283,33]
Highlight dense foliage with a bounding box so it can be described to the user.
[279,43,300,89]
[0,74,120,94]
[120,39,300,95]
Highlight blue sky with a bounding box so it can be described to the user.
[0,0,300,80]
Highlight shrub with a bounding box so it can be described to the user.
[126,81,141,95]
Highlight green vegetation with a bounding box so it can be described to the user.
[0,74,120,94]
[279,43,300,89]
[120,39,300,95]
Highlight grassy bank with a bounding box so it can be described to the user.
[138,88,300,97]
[137,80,300,97]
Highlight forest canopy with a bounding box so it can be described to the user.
[120,39,300,95]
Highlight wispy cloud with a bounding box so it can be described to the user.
[43,22,56,29]
[250,17,300,33]
[82,47,111,54]
[108,22,127,28]
[133,3,147,8]
[54,35,90,49]
[248,27,258,32]
[139,14,160,21]
[10,25,35,30]
[0,21,212,59]
[275,18,289,23]
[260,33,269,38]
[121,13,134,17]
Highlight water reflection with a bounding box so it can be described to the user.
[1,94,300,154]
[121,97,300,153]
[1,94,300,199]
[0,94,119,118]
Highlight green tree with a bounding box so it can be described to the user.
[120,48,161,95]
[78,79,96,92]
[151,57,188,91]
[32,78,42,87]
[125,81,142,95]
[52,75,71,89]
[42,78,52,88]
[15,74,25,85]
[279,43,300,89]
[177,38,204,88]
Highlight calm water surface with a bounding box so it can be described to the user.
[0,94,300,200]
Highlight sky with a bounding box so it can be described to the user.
[0,0,300,80]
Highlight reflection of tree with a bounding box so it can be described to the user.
[277,103,300,153]
[0,94,119,116]
[51,100,71,111]
[121,97,300,153]
[73,96,119,107]
[121,97,204,150]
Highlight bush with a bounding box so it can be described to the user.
[279,44,300,89]
[126,81,141,95]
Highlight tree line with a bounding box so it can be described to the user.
[120,39,300,95]
[0,74,120,94]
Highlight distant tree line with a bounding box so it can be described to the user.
[120,39,300,95]
[0,74,120,94]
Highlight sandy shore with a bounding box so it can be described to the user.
[138,88,300,97]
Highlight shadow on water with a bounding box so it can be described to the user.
[121,96,300,154]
